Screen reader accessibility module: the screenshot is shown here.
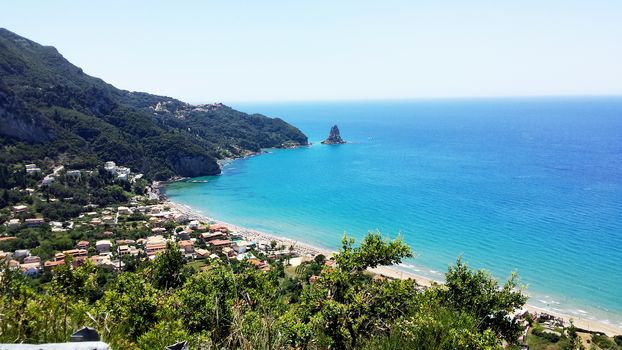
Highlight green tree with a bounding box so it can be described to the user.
[0,259,35,342]
[151,241,187,289]
[93,273,159,343]
[297,232,415,349]
[442,257,527,344]
[176,263,236,341]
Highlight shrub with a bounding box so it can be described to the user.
[532,326,561,343]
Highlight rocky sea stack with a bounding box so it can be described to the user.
[321,125,346,144]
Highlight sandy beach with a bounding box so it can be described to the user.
[163,198,621,336]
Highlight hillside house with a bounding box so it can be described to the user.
[12,205,28,213]
[25,218,45,227]
[14,249,30,259]
[102,216,115,225]
[118,245,140,257]
[117,206,131,215]
[26,164,41,174]
[104,161,117,174]
[90,218,103,226]
[179,240,195,256]
[96,240,112,253]
[66,170,81,178]
[41,176,55,186]
[145,236,167,258]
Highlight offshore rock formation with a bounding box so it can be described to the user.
[321,125,346,144]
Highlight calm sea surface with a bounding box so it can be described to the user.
[165,97,622,327]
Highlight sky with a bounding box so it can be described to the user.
[1,0,621,103]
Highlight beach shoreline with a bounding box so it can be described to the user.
[162,197,620,336]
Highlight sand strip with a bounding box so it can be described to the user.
[163,199,621,336]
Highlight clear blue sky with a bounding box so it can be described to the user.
[2,0,621,103]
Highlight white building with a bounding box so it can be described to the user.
[7,218,20,228]
[41,176,55,186]
[116,167,131,175]
[66,170,81,178]
[104,161,117,174]
[25,164,41,174]
[117,206,131,215]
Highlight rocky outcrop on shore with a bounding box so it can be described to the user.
[321,125,346,144]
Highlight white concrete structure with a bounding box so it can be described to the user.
[104,161,117,174]
[41,176,55,186]
[25,164,41,174]
[66,170,81,178]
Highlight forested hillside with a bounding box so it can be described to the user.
[0,28,308,180]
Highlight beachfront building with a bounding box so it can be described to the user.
[173,213,188,223]
[209,239,232,248]
[201,231,226,242]
[188,220,200,229]
[232,240,255,253]
[209,224,229,233]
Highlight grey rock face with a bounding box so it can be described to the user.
[321,125,346,144]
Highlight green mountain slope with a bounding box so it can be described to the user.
[0,28,308,179]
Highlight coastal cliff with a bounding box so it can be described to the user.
[0,28,308,180]
[321,125,346,144]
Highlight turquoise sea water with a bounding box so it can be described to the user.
[165,97,622,328]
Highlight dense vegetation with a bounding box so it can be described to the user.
[1,233,528,349]
[0,28,308,180]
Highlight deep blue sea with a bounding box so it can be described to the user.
[165,97,622,328]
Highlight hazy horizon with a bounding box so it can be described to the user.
[2,0,621,102]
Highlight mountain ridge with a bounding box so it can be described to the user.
[0,28,308,179]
